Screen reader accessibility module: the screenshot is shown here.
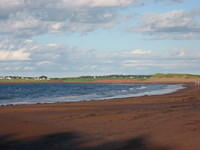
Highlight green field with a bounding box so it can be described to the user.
[152,73,200,78]
[52,75,151,82]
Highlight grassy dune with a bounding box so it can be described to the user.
[152,73,200,78]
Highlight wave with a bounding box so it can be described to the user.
[136,86,147,90]
[0,84,185,106]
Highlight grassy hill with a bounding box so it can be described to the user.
[52,75,151,82]
[152,73,200,78]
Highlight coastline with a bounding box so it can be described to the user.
[1,83,200,150]
[0,83,185,107]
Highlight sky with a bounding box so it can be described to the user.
[0,0,200,77]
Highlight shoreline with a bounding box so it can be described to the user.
[0,83,200,150]
[0,83,186,107]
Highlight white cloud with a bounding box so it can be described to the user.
[61,0,138,7]
[37,61,52,66]
[23,66,33,70]
[0,49,30,60]
[47,43,60,47]
[171,48,200,58]
[129,8,200,39]
[131,49,151,55]
[24,40,33,43]
[125,60,139,63]
[0,38,199,76]
[0,0,134,38]
[0,0,183,38]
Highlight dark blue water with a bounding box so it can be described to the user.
[0,83,184,106]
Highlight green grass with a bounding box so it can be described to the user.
[52,76,151,82]
[152,73,200,78]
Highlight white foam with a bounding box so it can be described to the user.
[0,84,185,106]
[136,86,147,90]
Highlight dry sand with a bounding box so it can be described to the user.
[0,83,200,150]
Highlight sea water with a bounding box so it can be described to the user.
[0,83,184,106]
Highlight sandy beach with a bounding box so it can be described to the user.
[0,83,200,150]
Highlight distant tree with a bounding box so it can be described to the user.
[39,76,48,80]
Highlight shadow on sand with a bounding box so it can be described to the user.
[0,132,171,150]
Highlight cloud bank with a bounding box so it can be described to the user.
[0,0,184,38]
[0,0,199,76]
[129,8,200,39]
[0,49,30,61]
[0,39,199,76]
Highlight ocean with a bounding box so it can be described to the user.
[0,83,184,106]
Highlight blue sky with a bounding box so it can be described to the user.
[0,0,200,77]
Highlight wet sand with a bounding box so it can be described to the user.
[0,84,200,150]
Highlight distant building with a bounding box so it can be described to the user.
[39,76,48,80]
[5,76,12,80]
